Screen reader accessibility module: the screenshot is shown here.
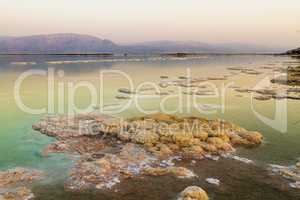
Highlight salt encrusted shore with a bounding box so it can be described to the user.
[269,160,300,189]
[0,168,43,200]
[32,113,263,192]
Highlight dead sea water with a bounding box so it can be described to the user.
[0,54,299,199]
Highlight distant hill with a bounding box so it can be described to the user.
[286,47,300,55]
[0,33,118,54]
[123,41,213,54]
[124,40,285,54]
[0,33,288,54]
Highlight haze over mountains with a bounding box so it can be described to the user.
[0,33,288,54]
[0,34,118,54]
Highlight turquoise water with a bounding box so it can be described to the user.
[0,55,299,198]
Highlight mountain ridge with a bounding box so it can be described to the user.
[0,33,118,54]
[0,33,290,54]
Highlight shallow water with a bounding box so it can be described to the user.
[0,54,299,199]
[32,159,300,200]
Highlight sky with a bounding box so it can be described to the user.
[0,0,300,47]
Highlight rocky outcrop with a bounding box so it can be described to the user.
[0,187,34,200]
[0,168,43,188]
[271,66,300,86]
[269,161,300,189]
[234,83,300,100]
[205,178,220,186]
[0,168,43,200]
[65,143,158,191]
[286,47,300,55]
[33,113,263,150]
[142,166,197,179]
[177,186,209,200]
[33,113,263,191]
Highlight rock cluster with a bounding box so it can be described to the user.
[227,67,262,75]
[227,64,300,100]
[269,161,300,189]
[234,85,300,101]
[33,113,263,191]
[113,74,232,100]
[0,187,34,200]
[0,168,43,200]
[0,168,43,188]
[271,66,300,86]
[205,178,220,186]
[65,143,158,191]
[64,143,197,191]
[177,186,209,200]
[142,166,197,179]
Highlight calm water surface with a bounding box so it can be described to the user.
[0,55,299,199]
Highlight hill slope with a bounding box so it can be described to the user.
[0,33,118,54]
[0,33,287,54]
[124,40,283,54]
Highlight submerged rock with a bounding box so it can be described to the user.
[118,88,136,94]
[233,83,300,101]
[0,187,34,200]
[207,76,227,81]
[205,178,220,186]
[271,66,300,86]
[235,88,253,93]
[290,182,300,189]
[0,168,43,200]
[227,67,247,71]
[158,82,169,88]
[227,67,262,75]
[254,95,272,101]
[269,161,300,189]
[0,168,43,188]
[160,75,169,79]
[177,186,209,200]
[178,76,189,80]
[241,69,262,75]
[65,143,157,191]
[115,95,131,100]
[142,166,197,179]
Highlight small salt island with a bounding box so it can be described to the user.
[32,113,263,192]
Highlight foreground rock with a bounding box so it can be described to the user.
[234,85,300,100]
[65,143,158,191]
[142,166,197,179]
[0,187,34,200]
[269,161,300,189]
[227,67,262,75]
[177,186,209,200]
[33,113,263,191]
[271,66,300,86]
[205,178,220,186]
[64,145,196,191]
[0,168,43,200]
[0,168,43,188]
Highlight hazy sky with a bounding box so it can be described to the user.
[1,0,299,47]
